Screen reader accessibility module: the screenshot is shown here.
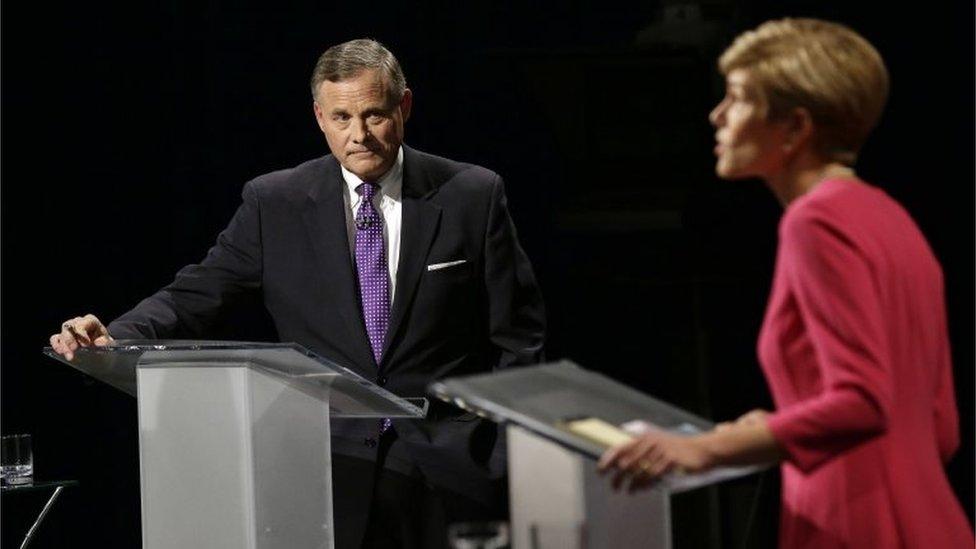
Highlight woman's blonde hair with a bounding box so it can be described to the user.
[719,18,889,165]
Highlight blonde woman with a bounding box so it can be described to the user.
[600,18,973,548]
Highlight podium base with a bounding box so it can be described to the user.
[507,424,670,549]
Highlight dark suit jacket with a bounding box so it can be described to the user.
[107,145,545,522]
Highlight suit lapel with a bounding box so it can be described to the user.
[381,147,442,366]
[302,157,376,369]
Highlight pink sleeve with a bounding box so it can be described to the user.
[932,306,960,463]
[765,207,892,473]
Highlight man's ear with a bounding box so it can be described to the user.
[399,88,413,122]
[313,100,327,132]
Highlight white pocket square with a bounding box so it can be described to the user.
[427,259,467,272]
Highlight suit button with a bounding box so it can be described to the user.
[364,437,377,448]
[377,376,387,386]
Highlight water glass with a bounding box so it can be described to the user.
[1,434,33,485]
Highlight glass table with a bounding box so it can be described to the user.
[2,480,78,548]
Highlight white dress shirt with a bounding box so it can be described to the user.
[340,147,403,306]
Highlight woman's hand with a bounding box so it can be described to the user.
[597,430,713,492]
[598,409,782,493]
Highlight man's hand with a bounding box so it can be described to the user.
[597,431,713,493]
[49,314,114,360]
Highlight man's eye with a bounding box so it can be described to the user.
[367,114,385,124]
[332,114,350,122]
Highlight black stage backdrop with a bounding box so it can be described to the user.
[2,1,972,547]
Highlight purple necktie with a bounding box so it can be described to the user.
[355,183,393,436]
[354,182,390,365]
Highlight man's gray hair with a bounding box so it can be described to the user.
[310,39,407,103]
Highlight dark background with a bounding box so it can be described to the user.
[2,1,972,547]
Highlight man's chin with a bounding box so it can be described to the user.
[344,157,391,181]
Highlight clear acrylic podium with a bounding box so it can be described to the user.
[45,341,427,549]
[429,360,760,549]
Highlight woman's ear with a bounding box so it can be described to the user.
[781,107,814,154]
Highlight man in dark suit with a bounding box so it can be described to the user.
[50,38,545,548]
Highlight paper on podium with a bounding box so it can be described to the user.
[558,417,634,449]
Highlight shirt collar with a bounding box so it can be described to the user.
[340,146,403,201]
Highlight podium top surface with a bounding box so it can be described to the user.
[429,361,760,492]
[44,341,426,418]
